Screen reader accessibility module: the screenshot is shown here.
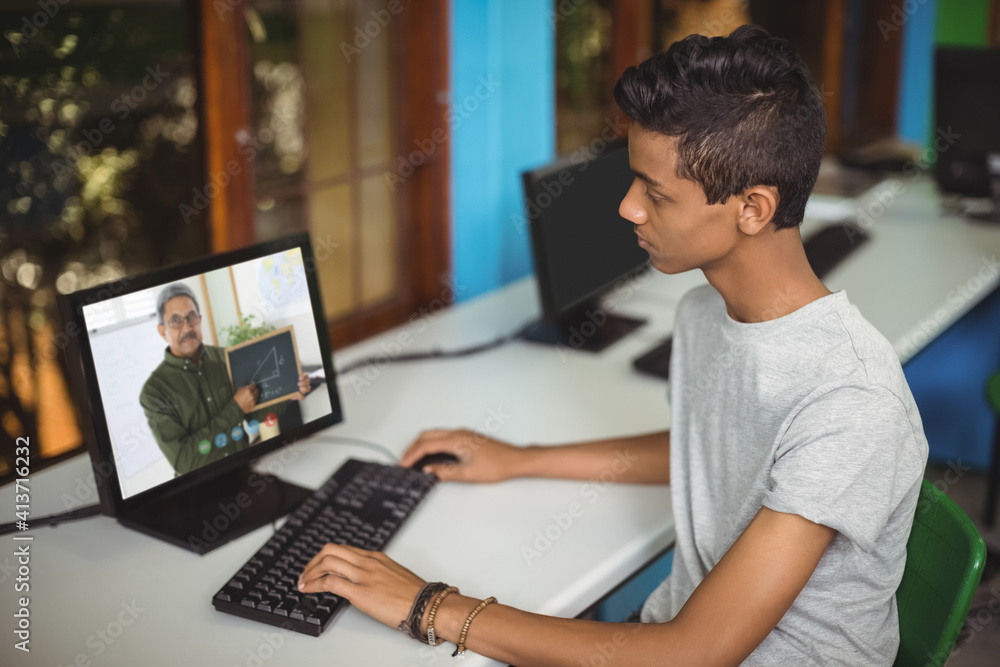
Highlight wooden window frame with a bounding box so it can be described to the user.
[197,0,450,349]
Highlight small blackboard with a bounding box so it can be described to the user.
[225,325,302,409]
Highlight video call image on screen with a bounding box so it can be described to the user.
[81,247,333,500]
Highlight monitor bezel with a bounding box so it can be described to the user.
[521,138,647,319]
[59,232,343,518]
[933,46,1000,198]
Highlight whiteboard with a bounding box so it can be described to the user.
[87,315,173,493]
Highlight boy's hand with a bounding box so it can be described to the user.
[400,429,525,483]
[297,544,425,630]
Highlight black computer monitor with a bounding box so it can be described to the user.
[520,139,649,352]
[59,233,343,554]
[934,47,1000,217]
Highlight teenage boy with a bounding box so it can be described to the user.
[299,25,928,666]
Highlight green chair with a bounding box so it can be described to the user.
[894,480,987,667]
[984,371,1000,526]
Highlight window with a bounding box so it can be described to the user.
[0,0,450,480]
[0,0,208,476]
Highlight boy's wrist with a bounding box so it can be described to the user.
[512,444,545,479]
[420,593,480,644]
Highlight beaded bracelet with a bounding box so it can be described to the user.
[425,586,459,646]
[452,596,497,657]
[398,582,448,642]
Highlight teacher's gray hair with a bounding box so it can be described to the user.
[156,283,200,324]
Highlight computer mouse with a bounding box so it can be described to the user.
[409,452,460,471]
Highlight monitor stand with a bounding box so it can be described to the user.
[968,156,1000,222]
[117,465,312,555]
[520,303,645,353]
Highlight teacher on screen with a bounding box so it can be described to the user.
[139,283,310,476]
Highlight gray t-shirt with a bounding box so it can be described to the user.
[640,285,928,666]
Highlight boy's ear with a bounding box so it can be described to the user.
[736,185,779,236]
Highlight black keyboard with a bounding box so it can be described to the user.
[212,459,437,636]
[802,222,869,280]
[632,336,673,380]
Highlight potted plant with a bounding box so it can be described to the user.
[220,314,275,346]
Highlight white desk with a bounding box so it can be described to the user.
[5,176,1000,667]
[0,278,677,667]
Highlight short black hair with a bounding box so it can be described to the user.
[613,25,826,229]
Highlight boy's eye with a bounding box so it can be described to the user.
[645,188,668,203]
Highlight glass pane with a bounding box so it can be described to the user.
[355,0,395,169]
[0,0,206,476]
[255,193,306,243]
[309,183,354,318]
[246,0,307,194]
[301,0,351,182]
[359,175,397,305]
[555,0,614,155]
[654,0,750,49]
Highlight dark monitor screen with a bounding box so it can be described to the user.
[523,139,649,317]
[934,47,1000,198]
[60,233,342,550]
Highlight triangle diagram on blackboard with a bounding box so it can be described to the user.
[251,346,281,384]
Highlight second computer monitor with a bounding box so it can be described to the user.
[521,138,649,351]
[934,46,1000,215]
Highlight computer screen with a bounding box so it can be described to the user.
[520,139,649,351]
[524,139,650,316]
[934,47,1000,199]
[60,233,343,552]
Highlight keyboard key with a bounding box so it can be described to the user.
[212,459,437,637]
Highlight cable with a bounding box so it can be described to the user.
[335,320,533,376]
[0,503,103,536]
[308,435,399,464]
